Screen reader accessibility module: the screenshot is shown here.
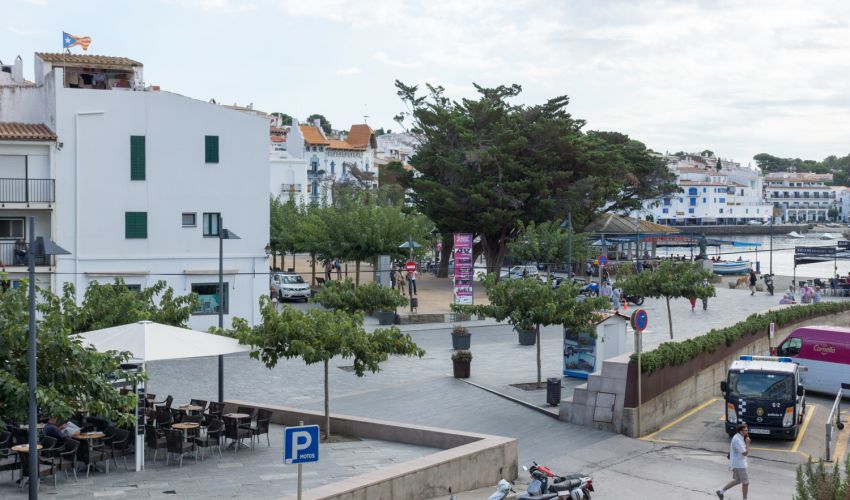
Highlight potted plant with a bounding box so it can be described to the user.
[451,325,471,350]
[452,350,472,378]
[515,322,537,346]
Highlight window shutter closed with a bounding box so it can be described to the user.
[205,135,219,163]
[130,136,146,180]
[125,212,148,239]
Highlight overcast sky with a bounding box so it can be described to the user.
[3,0,849,165]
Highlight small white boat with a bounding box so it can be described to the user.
[819,233,841,240]
[712,260,752,275]
[787,231,805,239]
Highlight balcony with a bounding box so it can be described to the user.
[0,241,53,267]
[0,178,55,204]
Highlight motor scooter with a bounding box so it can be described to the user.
[517,462,594,499]
[763,274,775,295]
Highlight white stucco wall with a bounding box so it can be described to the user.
[50,79,269,330]
[270,153,308,206]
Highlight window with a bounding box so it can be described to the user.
[205,135,219,163]
[662,208,669,214]
[192,283,228,315]
[0,218,25,239]
[688,188,698,196]
[702,197,706,203]
[719,208,724,214]
[690,198,697,206]
[330,161,335,175]
[182,212,196,227]
[719,198,726,203]
[688,208,694,214]
[203,212,220,237]
[125,212,147,239]
[130,136,145,180]
[663,198,671,206]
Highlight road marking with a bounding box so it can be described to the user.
[832,419,850,462]
[649,438,680,444]
[641,398,718,441]
[791,404,816,453]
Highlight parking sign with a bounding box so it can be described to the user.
[284,425,320,464]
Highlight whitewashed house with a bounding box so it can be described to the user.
[0,53,269,330]
[764,172,835,223]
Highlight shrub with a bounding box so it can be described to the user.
[452,350,473,362]
[631,302,850,374]
[793,455,849,499]
[452,326,470,335]
[312,279,408,314]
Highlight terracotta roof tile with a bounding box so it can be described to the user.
[0,122,56,141]
[327,138,363,151]
[271,136,285,143]
[35,52,142,67]
[346,124,375,148]
[299,125,329,145]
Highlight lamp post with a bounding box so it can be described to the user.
[217,217,240,404]
[560,212,572,279]
[26,216,69,499]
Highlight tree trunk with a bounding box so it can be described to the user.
[323,359,330,439]
[355,260,361,286]
[481,234,508,277]
[546,263,551,281]
[292,253,295,272]
[437,236,453,278]
[666,296,674,339]
[311,253,316,286]
[535,324,542,388]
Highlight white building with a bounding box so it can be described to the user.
[836,188,850,223]
[639,153,773,225]
[285,120,378,203]
[764,172,835,223]
[0,53,269,330]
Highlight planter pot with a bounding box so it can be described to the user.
[517,328,536,346]
[451,332,471,350]
[376,311,396,326]
[452,360,471,378]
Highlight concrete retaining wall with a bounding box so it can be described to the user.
[224,400,517,500]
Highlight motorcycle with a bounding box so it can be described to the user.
[515,463,594,500]
[623,294,644,306]
[488,479,516,500]
[763,274,775,295]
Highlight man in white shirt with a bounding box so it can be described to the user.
[717,423,750,499]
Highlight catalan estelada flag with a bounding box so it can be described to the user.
[62,32,91,51]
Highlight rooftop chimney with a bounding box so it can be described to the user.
[313,118,321,129]
[12,55,23,83]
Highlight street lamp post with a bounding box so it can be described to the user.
[26,216,69,499]
[560,212,572,278]
[217,217,240,404]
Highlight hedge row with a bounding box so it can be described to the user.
[631,301,850,374]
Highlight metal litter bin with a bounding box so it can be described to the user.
[546,377,561,406]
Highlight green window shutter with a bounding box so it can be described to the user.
[130,136,146,180]
[205,135,219,163]
[125,212,148,239]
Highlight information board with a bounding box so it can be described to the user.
[453,233,474,305]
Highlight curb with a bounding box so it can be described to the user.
[458,378,561,420]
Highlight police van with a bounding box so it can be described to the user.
[720,355,807,439]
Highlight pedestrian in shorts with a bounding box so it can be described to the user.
[716,423,750,499]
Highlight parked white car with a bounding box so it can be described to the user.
[270,272,312,302]
[500,265,540,280]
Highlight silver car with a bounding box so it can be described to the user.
[270,272,312,302]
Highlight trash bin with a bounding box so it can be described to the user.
[546,377,561,406]
[410,297,418,312]
[755,261,761,273]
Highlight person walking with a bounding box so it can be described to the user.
[748,269,757,296]
[334,258,342,280]
[325,260,333,281]
[702,278,710,310]
[407,268,417,296]
[716,423,750,499]
[395,268,405,295]
[688,294,697,311]
[390,265,397,289]
[611,286,621,311]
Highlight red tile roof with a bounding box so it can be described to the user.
[346,124,375,149]
[0,122,56,141]
[327,138,362,151]
[35,52,142,67]
[299,125,329,145]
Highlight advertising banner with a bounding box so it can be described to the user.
[563,328,597,379]
[453,233,473,305]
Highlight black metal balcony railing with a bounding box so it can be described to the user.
[0,241,52,267]
[0,178,55,203]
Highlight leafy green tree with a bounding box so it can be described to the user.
[0,278,145,428]
[55,279,199,332]
[828,207,839,221]
[394,81,675,276]
[228,299,424,438]
[270,112,294,125]
[270,196,306,271]
[453,274,608,387]
[507,221,591,277]
[618,261,714,339]
[306,113,332,134]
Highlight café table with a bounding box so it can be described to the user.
[11,444,42,488]
[178,404,203,416]
[72,431,107,477]
[222,413,251,450]
[172,422,200,442]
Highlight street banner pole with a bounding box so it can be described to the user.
[630,309,649,438]
[297,420,304,500]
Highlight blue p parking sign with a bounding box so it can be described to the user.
[284,425,320,464]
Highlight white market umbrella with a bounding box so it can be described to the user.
[75,320,251,471]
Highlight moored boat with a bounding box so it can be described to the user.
[787,231,804,239]
[712,260,752,275]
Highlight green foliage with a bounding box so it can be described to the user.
[311,278,408,314]
[631,301,850,374]
[754,152,850,186]
[507,221,591,272]
[54,279,199,333]
[394,80,676,274]
[452,350,472,362]
[270,112,294,125]
[793,456,850,499]
[452,325,469,335]
[0,278,145,428]
[228,298,424,436]
[306,113,332,134]
[618,260,714,339]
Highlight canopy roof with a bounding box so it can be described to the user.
[584,214,680,235]
[76,320,250,362]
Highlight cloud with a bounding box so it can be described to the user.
[7,26,41,36]
[21,0,48,5]
[159,0,257,12]
[372,51,420,69]
[336,67,362,76]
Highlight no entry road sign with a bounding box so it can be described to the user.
[405,261,417,272]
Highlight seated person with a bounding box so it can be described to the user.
[43,416,72,443]
[14,239,27,265]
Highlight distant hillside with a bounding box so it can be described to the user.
[754,153,850,186]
